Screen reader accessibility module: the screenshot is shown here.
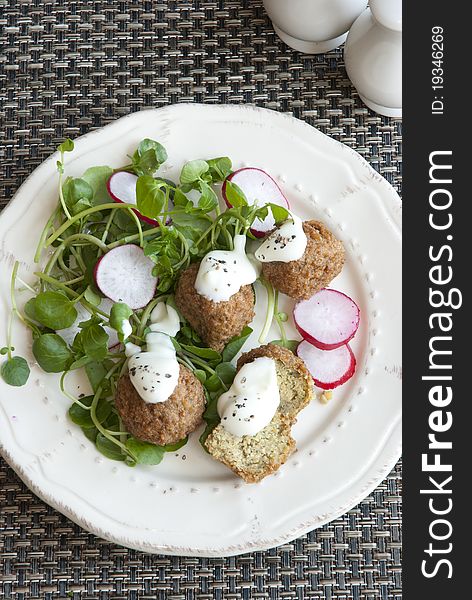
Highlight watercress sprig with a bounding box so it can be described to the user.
[0,261,31,387]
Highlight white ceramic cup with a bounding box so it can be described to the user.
[344,0,402,116]
[263,0,368,54]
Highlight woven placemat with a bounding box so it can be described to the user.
[0,1,402,598]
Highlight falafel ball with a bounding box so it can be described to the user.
[174,262,255,352]
[261,220,344,300]
[115,364,205,446]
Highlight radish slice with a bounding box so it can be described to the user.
[294,289,360,350]
[107,171,138,205]
[107,172,174,226]
[59,298,119,349]
[297,341,356,390]
[222,168,290,237]
[94,244,157,309]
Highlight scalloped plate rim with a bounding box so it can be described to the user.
[0,104,401,557]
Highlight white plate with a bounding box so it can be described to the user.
[0,104,401,557]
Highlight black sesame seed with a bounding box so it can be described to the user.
[165,373,171,378]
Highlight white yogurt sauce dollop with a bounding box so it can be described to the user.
[126,303,181,404]
[255,213,307,263]
[195,234,259,303]
[217,357,280,437]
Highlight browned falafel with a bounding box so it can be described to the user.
[261,220,345,300]
[174,262,255,352]
[115,364,205,446]
[204,343,313,483]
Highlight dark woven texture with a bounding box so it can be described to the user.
[0,1,402,598]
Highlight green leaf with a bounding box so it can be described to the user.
[126,437,165,465]
[163,437,188,452]
[136,175,166,218]
[173,188,190,207]
[79,323,109,361]
[83,285,102,307]
[81,166,113,204]
[254,205,269,221]
[171,210,211,231]
[109,302,133,341]
[63,178,94,204]
[68,396,112,428]
[132,139,168,176]
[181,344,221,361]
[1,356,30,386]
[170,337,182,352]
[76,314,100,330]
[96,433,126,461]
[69,355,93,370]
[70,197,92,215]
[32,334,73,372]
[215,362,236,386]
[204,373,223,393]
[203,393,220,423]
[81,245,101,285]
[271,339,300,353]
[85,361,107,393]
[193,369,206,384]
[103,410,121,431]
[198,182,218,213]
[24,298,39,322]
[180,160,209,185]
[206,157,232,182]
[0,347,9,355]
[224,179,247,207]
[199,392,220,451]
[114,209,138,232]
[137,139,168,164]
[58,139,74,153]
[137,149,162,175]
[34,291,78,330]
[269,203,290,225]
[222,326,253,362]
[82,425,98,443]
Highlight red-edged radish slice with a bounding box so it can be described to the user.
[294,289,360,350]
[107,172,160,226]
[59,298,119,348]
[222,168,290,237]
[297,340,356,390]
[94,244,157,309]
